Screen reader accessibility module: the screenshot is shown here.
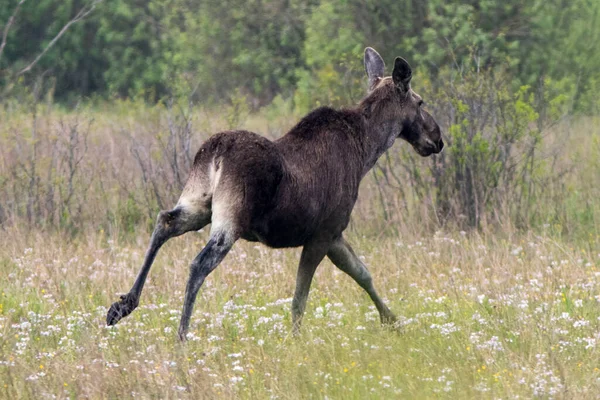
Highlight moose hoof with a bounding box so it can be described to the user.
[106,294,138,326]
[381,313,397,326]
[381,314,403,333]
[178,328,189,342]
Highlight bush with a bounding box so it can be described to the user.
[367,67,570,231]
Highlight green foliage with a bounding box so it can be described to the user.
[95,0,174,101]
[1,0,599,111]
[395,67,560,230]
[165,0,310,105]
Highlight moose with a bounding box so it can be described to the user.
[107,48,443,341]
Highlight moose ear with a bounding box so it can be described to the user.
[364,47,385,91]
[392,57,412,92]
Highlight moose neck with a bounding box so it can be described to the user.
[358,110,401,176]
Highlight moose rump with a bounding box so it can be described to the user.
[180,130,285,242]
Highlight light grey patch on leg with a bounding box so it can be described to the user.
[327,237,396,324]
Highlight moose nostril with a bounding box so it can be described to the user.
[425,138,444,153]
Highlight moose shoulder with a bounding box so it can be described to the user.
[107,47,443,341]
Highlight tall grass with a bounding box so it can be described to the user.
[1,82,599,240]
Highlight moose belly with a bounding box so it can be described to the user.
[244,203,352,249]
[244,212,321,248]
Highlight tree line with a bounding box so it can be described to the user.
[1,0,599,111]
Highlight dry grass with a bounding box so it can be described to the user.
[2,101,599,238]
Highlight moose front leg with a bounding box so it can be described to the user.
[292,240,331,334]
[327,236,396,324]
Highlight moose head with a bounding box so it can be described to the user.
[362,47,443,157]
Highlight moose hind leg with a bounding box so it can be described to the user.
[292,240,330,334]
[107,207,210,326]
[327,237,396,324]
[178,228,236,341]
[106,211,173,326]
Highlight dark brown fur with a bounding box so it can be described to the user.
[107,48,443,340]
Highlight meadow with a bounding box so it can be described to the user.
[0,102,599,399]
[1,226,600,398]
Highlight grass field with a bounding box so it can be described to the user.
[2,227,600,399]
